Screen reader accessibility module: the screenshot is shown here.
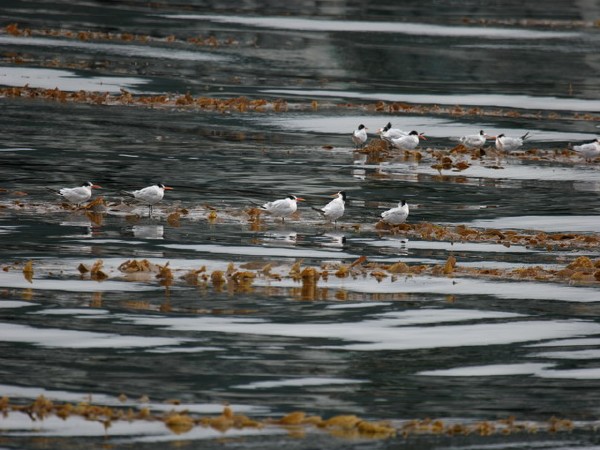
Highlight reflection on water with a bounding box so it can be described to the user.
[369,236,410,257]
[0,35,229,63]
[319,232,347,248]
[162,243,356,259]
[0,0,600,448]
[469,215,600,232]
[167,15,580,39]
[0,322,186,348]
[131,224,164,239]
[124,311,599,353]
[261,230,298,245]
[232,377,368,390]
[0,66,149,92]
[264,89,600,113]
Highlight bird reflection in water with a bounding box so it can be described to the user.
[59,212,103,238]
[321,232,347,248]
[132,225,164,239]
[262,231,298,245]
[379,237,410,256]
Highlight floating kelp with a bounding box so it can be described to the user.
[4,23,239,47]
[366,100,600,122]
[68,255,600,295]
[1,83,598,127]
[458,17,600,29]
[0,85,291,114]
[89,259,108,281]
[375,221,600,251]
[22,260,33,283]
[1,195,598,255]
[0,396,587,440]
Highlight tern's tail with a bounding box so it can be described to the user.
[311,206,325,216]
[119,190,135,198]
[521,132,530,141]
[46,187,60,195]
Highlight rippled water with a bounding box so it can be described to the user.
[1,1,600,449]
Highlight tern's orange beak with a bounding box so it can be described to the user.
[296,197,305,202]
[92,184,102,189]
[164,186,174,190]
[419,134,427,140]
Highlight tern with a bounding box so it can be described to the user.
[123,183,173,217]
[50,181,102,206]
[260,194,305,222]
[377,122,408,143]
[312,191,346,226]
[390,130,426,150]
[572,138,600,162]
[459,130,493,149]
[495,132,530,153]
[352,124,368,149]
[381,200,409,225]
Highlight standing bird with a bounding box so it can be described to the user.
[459,130,493,149]
[260,195,305,222]
[312,191,346,226]
[390,130,426,150]
[51,181,102,206]
[352,124,368,149]
[377,122,408,143]
[572,138,600,162]
[123,183,173,217]
[381,200,410,225]
[495,132,530,153]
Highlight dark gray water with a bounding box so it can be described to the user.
[1,1,600,448]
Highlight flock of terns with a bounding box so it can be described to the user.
[353,122,600,161]
[49,121,599,227]
[50,182,409,226]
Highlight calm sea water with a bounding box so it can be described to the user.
[1,1,600,448]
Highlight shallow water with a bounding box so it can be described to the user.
[1,1,600,449]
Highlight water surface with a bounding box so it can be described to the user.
[1,1,600,449]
